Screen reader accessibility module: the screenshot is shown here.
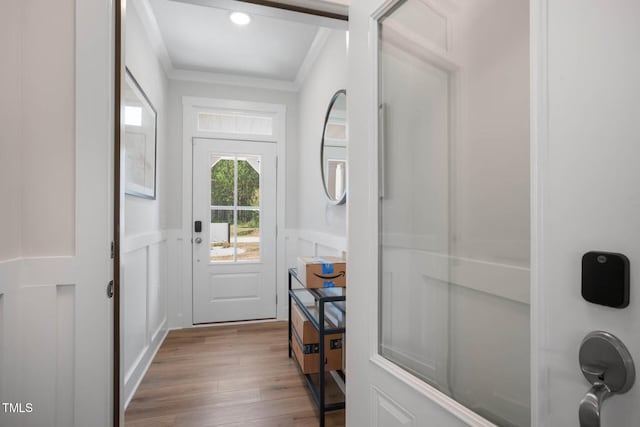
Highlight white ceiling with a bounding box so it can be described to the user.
[147,0,329,82]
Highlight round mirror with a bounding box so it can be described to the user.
[321,90,347,204]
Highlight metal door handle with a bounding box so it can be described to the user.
[579,383,610,427]
[194,237,202,244]
[578,331,635,427]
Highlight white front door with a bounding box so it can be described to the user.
[348,0,640,426]
[192,138,277,324]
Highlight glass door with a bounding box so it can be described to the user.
[378,0,530,425]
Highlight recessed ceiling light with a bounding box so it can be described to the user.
[230,12,251,26]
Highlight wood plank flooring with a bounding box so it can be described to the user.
[125,321,345,427]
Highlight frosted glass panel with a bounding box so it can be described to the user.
[198,111,273,135]
[378,0,530,426]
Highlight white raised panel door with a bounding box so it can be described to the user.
[348,0,640,426]
[192,138,277,323]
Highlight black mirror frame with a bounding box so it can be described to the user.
[320,89,347,205]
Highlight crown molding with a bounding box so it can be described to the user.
[130,0,174,76]
[131,0,339,92]
[293,27,331,90]
[169,68,299,91]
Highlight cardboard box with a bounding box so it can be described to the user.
[296,256,346,288]
[292,302,320,343]
[291,303,343,374]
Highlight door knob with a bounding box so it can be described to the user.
[579,331,635,427]
[194,237,202,244]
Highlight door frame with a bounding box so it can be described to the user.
[114,0,124,425]
[180,97,287,327]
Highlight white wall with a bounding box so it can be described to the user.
[125,1,170,236]
[296,30,348,241]
[122,0,170,406]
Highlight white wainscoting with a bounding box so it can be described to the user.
[122,230,172,408]
[379,236,530,425]
[293,229,347,259]
[0,256,77,427]
[279,229,347,319]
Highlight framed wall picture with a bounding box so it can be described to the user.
[124,68,157,199]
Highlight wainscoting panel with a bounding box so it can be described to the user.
[0,257,77,427]
[122,231,169,407]
[148,242,167,341]
[291,230,347,259]
[55,285,75,427]
[167,231,184,328]
[0,291,3,404]
[123,247,148,377]
[372,387,416,427]
[297,237,316,258]
[22,285,60,426]
[0,259,22,427]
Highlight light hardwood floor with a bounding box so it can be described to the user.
[125,321,345,427]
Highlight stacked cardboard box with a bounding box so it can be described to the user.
[296,256,346,288]
[291,302,343,374]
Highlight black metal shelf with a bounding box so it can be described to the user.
[289,288,346,334]
[288,267,346,427]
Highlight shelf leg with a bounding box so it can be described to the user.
[319,300,325,427]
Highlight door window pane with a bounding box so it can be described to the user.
[211,157,235,206]
[237,158,260,207]
[210,209,234,262]
[236,210,260,262]
[210,153,262,263]
[378,1,530,426]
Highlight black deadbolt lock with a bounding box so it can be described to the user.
[582,251,630,308]
[194,221,202,233]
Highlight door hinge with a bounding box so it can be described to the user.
[107,280,114,298]
[110,241,115,259]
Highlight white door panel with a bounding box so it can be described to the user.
[533,0,640,425]
[192,138,277,323]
